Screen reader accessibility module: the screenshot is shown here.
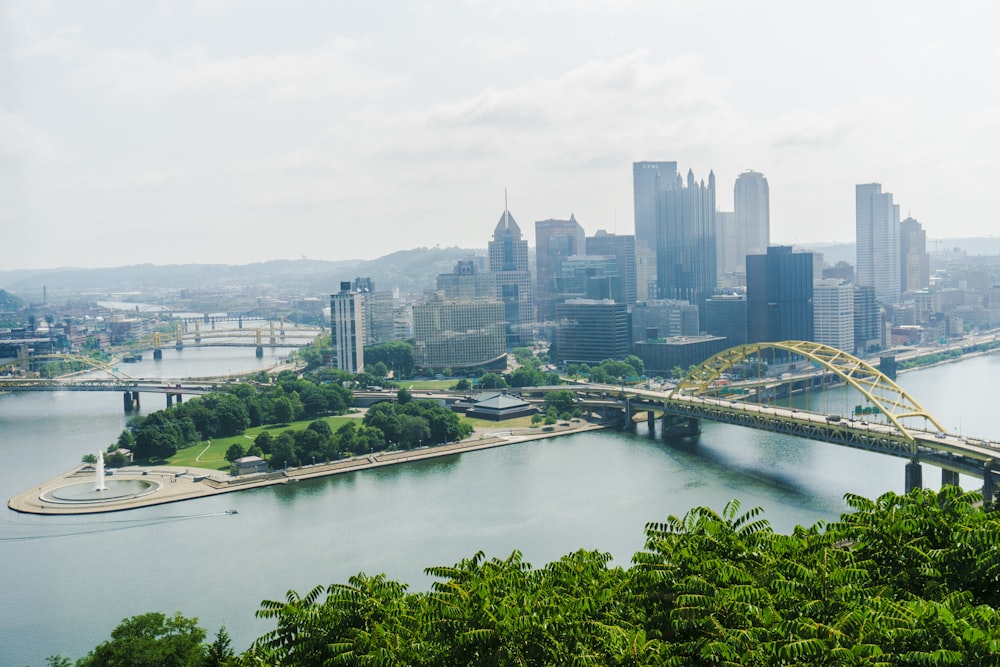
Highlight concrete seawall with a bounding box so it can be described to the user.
[8,421,606,516]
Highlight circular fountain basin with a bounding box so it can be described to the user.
[42,479,161,504]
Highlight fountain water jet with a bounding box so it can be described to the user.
[94,451,109,492]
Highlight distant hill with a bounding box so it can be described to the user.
[0,247,481,300]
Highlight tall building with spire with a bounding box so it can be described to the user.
[535,216,586,322]
[488,204,533,348]
[856,183,901,304]
[655,167,717,312]
[734,170,770,260]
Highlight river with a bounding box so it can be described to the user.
[2,347,998,665]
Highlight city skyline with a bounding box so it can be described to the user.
[4,2,999,270]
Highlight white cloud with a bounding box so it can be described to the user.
[0,108,54,160]
[85,41,400,104]
[98,168,186,190]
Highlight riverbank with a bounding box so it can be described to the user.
[7,419,606,515]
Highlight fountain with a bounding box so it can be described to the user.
[94,450,109,492]
[40,451,161,506]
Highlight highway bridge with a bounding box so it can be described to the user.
[521,341,1000,502]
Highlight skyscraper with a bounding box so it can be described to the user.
[330,281,365,373]
[655,168,717,311]
[585,230,637,306]
[813,278,854,352]
[715,210,740,277]
[632,161,678,253]
[488,206,533,348]
[746,246,814,343]
[900,216,930,294]
[535,216,585,322]
[734,170,770,259]
[856,183,901,304]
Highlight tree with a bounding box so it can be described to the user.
[225,443,246,463]
[76,612,206,667]
[81,453,97,464]
[370,361,389,378]
[545,390,577,416]
[205,626,234,667]
[396,387,412,404]
[253,430,273,455]
[453,378,472,391]
[272,396,294,424]
[479,372,507,389]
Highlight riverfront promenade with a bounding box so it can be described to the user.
[8,420,604,515]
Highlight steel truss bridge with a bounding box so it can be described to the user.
[523,341,1000,501]
[0,354,228,408]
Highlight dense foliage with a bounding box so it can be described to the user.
[120,377,353,461]
[54,487,1000,666]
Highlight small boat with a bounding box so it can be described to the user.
[225,509,239,515]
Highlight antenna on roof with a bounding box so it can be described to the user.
[504,188,509,225]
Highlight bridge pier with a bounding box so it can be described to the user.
[941,469,960,488]
[166,393,173,407]
[123,391,140,413]
[647,410,656,435]
[904,460,923,493]
[255,345,264,358]
[661,414,700,439]
[153,348,162,361]
[984,463,998,506]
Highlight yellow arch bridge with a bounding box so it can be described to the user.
[528,341,1000,502]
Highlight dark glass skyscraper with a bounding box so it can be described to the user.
[632,161,678,254]
[655,168,717,311]
[746,246,814,343]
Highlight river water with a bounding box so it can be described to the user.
[2,348,998,665]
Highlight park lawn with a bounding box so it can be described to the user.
[166,413,363,470]
[403,379,462,390]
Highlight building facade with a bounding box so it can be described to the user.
[900,216,930,294]
[853,285,881,354]
[703,294,748,346]
[585,230,638,306]
[631,299,700,339]
[330,281,365,373]
[656,168,717,310]
[535,216,586,322]
[632,161,679,254]
[813,278,855,352]
[412,294,506,371]
[489,208,533,348]
[554,299,631,365]
[633,335,728,377]
[734,170,770,259]
[856,183,901,304]
[746,246,814,343]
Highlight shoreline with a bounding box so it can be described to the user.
[7,421,606,516]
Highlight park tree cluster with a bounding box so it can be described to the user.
[119,376,353,461]
[53,487,1000,666]
[565,356,645,384]
[223,395,472,469]
[362,397,473,450]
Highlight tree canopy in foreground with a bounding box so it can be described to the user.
[52,487,1000,666]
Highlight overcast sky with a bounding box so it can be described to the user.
[2,1,998,270]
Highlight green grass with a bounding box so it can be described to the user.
[165,414,364,470]
[402,379,463,390]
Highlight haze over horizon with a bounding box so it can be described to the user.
[3,1,998,271]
